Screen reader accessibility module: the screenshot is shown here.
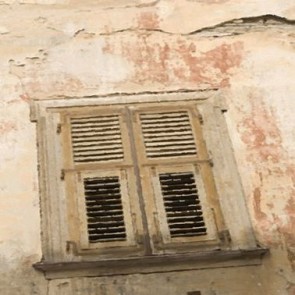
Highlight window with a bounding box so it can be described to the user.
[32,92,265,278]
[60,102,225,257]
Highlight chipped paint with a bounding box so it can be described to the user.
[238,97,283,163]
[137,11,160,29]
[0,1,295,294]
[103,36,243,88]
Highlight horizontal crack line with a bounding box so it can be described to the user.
[33,88,218,101]
[98,14,295,37]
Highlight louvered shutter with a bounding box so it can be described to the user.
[150,165,216,245]
[61,103,224,255]
[63,110,142,252]
[83,175,126,243]
[134,106,219,249]
[76,169,137,250]
[158,171,207,238]
[139,111,197,159]
[70,114,124,163]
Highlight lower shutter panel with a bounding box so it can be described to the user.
[159,172,207,238]
[83,176,127,243]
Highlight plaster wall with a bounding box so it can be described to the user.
[0,1,294,294]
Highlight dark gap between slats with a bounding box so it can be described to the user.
[83,176,127,243]
[159,172,207,238]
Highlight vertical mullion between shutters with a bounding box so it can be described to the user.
[61,114,82,247]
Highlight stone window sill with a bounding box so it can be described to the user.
[33,248,268,279]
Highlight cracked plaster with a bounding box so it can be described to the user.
[0,1,295,294]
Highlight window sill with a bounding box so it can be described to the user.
[33,248,268,279]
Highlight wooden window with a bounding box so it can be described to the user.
[33,94,264,277]
[132,104,225,253]
[57,102,226,256]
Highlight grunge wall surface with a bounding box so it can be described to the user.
[0,1,294,294]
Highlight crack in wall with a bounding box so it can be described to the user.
[98,14,295,38]
[36,88,218,101]
[102,0,160,10]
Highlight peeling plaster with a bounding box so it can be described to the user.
[1,1,295,294]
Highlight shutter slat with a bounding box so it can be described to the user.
[71,115,118,123]
[72,134,122,140]
[83,176,127,243]
[75,148,123,155]
[142,130,193,136]
[70,115,124,163]
[159,172,207,238]
[145,141,195,147]
[71,124,120,131]
[72,139,122,146]
[140,111,197,159]
[140,112,189,119]
[141,122,191,129]
[72,144,122,151]
[72,130,121,137]
[74,155,123,163]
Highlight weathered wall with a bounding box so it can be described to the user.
[0,1,295,294]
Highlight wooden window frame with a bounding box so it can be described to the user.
[32,90,266,278]
[131,103,225,252]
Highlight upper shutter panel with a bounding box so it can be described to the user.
[70,115,124,163]
[139,111,197,159]
[159,172,207,238]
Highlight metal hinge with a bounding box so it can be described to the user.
[56,123,62,134]
[66,241,78,255]
[209,158,214,167]
[198,114,204,124]
[218,229,231,246]
[60,169,65,180]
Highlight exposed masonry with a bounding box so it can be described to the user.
[98,14,295,38]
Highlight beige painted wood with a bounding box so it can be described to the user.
[151,165,218,244]
[34,91,257,266]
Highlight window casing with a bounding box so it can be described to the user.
[33,92,261,276]
[58,102,225,257]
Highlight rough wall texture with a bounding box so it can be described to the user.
[0,1,295,294]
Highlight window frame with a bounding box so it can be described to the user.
[57,101,225,256]
[32,90,264,278]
